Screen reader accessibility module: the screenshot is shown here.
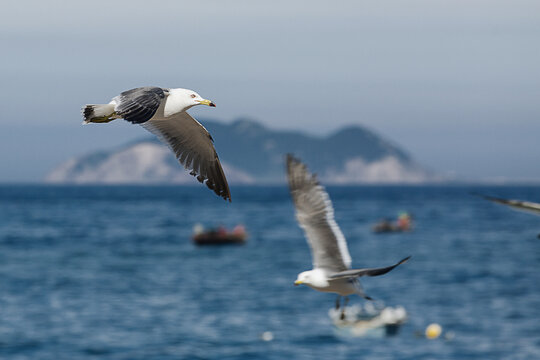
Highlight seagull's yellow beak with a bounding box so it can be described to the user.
[294,280,302,286]
[198,99,216,107]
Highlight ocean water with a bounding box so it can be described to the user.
[0,185,539,360]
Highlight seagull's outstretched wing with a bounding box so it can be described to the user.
[329,256,410,279]
[142,112,231,201]
[113,87,167,124]
[286,154,351,272]
[476,194,540,216]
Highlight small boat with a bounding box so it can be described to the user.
[372,221,403,233]
[330,304,407,338]
[372,212,413,233]
[192,224,247,246]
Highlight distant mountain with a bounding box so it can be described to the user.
[45,119,432,184]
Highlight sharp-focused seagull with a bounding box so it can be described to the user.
[286,154,409,317]
[82,87,231,201]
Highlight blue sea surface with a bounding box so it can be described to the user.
[0,185,539,359]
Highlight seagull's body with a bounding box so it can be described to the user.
[295,268,358,296]
[82,87,231,201]
[286,154,409,315]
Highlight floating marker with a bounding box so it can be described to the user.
[425,323,442,339]
[261,331,274,342]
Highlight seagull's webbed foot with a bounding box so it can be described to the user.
[335,296,341,310]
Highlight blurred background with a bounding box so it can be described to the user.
[1,1,540,359]
[1,0,539,182]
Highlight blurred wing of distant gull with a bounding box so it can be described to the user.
[286,154,410,314]
[476,194,540,216]
[286,154,352,273]
[81,86,231,201]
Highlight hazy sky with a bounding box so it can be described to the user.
[1,0,539,182]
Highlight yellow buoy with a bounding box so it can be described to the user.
[425,323,442,339]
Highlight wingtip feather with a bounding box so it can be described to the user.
[399,256,411,265]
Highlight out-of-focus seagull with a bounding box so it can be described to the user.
[476,194,540,216]
[286,154,410,318]
[476,193,540,238]
[82,87,230,201]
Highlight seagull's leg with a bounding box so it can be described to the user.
[335,296,341,310]
[340,297,349,320]
[353,279,374,301]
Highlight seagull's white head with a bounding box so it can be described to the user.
[164,88,216,117]
[294,269,329,288]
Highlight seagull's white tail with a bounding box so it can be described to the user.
[82,104,116,124]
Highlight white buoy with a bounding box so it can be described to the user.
[444,331,455,341]
[261,331,274,342]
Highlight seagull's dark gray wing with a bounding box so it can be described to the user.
[113,87,167,124]
[286,154,351,273]
[329,256,410,279]
[141,112,231,202]
[477,194,540,216]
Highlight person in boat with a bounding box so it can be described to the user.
[193,223,204,235]
[232,224,246,236]
[397,212,412,231]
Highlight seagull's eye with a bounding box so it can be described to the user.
[190,94,196,98]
